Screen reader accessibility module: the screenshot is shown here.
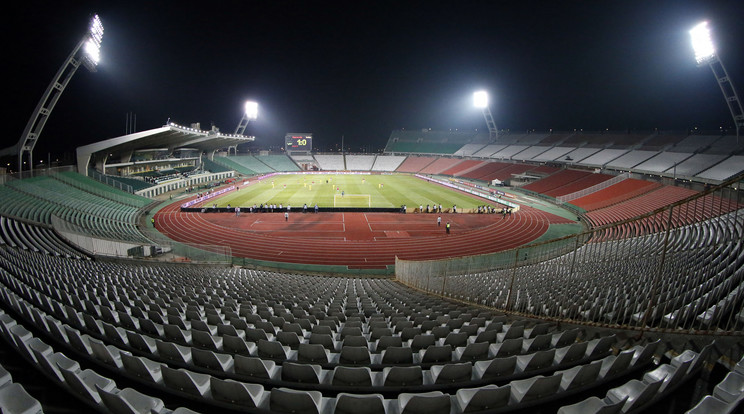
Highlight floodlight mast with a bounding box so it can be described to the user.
[473,91,499,141]
[690,21,744,143]
[229,101,258,154]
[9,14,103,174]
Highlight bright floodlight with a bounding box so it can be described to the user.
[82,14,104,70]
[473,91,489,108]
[244,101,258,119]
[690,21,715,65]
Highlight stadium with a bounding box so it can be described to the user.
[1,6,743,414]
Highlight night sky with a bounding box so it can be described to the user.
[4,0,744,160]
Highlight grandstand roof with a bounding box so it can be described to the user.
[75,123,254,174]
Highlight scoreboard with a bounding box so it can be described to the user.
[285,133,312,152]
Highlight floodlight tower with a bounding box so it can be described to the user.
[690,21,744,142]
[473,90,499,141]
[229,101,258,154]
[9,14,104,174]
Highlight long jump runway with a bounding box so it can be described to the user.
[155,201,573,269]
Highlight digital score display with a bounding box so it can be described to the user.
[285,133,312,152]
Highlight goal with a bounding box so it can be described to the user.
[333,194,371,208]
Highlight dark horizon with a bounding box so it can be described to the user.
[3,0,744,163]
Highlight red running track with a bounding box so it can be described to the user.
[155,201,573,269]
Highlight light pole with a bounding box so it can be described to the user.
[231,101,258,154]
[690,21,744,143]
[3,14,104,175]
[473,90,498,141]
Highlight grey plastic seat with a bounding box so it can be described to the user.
[270,387,324,414]
[643,359,692,394]
[557,360,602,391]
[58,365,116,405]
[383,366,423,387]
[554,341,588,365]
[420,345,453,363]
[63,326,92,354]
[210,376,265,407]
[32,348,80,383]
[163,324,192,345]
[430,326,451,340]
[430,362,472,384]
[398,391,451,414]
[443,332,469,348]
[282,362,322,384]
[0,382,43,414]
[599,349,634,379]
[342,335,369,348]
[523,333,552,353]
[246,328,273,342]
[485,321,503,332]
[97,385,166,414]
[340,326,364,339]
[234,355,279,379]
[223,334,256,356]
[375,335,403,352]
[606,377,664,412]
[517,349,556,373]
[155,340,192,364]
[161,366,210,397]
[121,353,163,384]
[585,335,616,358]
[551,328,580,348]
[309,333,337,350]
[673,342,714,375]
[455,341,490,362]
[334,393,386,414]
[89,337,124,368]
[192,329,223,351]
[629,339,660,368]
[524,323,550,339]
[339,346,371,365]
[276,331,302,349]
[713,371,744,403]
[510,373,563,404]
[331,366,374,386]
[685,394,743,414]
[297,343,330,363]
[102,322,129,346]
[125,331,157,354]
[192,348,234,372]
[497,324,524,341]
[409,334,436,351]
[474,355,517,379]
[472,329,498,344]
[0,364,10,388]
[257,339,290,359]
[370,327,393,341]
[490,338,523,358]
[456,384,511,412]
[556,395,626,414]
[382,346,414,364]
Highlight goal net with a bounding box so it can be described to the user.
[333,194,371,208]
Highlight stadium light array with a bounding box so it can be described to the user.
[473,90,498,140]
[690,21,715,65]
[82,14,104,71]
[0,13,105,174]
[244,101,258,120]
[473,91,489,109]
[689,20,744,142]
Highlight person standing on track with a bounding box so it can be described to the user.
[437,216,441,227]
[446,222,450,234]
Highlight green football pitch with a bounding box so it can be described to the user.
[211,174,491,209]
